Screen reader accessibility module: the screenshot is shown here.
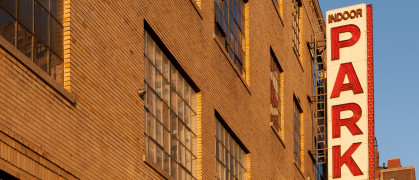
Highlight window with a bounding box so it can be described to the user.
[0,0,64,84]
[144,31,198,180]
[294,100,302,168]
[292,0,301,57]
[215,119,248,180]
[214,0,247,79]
[270,53,283,135]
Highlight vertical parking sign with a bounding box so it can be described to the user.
[326,3,374,180]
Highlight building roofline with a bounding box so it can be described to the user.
[381,166,416,173]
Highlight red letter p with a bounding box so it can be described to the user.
[331,24,361,60]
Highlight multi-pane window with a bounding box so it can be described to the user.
[144,31,198,180]
[214,0,246,79]
[215,120,248,180]
[294,101,302,168]
[270,55,282,133]
[0,0,64,84]
[292,0,301,56]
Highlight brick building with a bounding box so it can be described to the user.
[375,158,416,180]
[0,0,327,179]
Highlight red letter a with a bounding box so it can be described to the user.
[331,24,361,60]
[333,143,363,178]
[332,103,363,138]
[331,63,363,98]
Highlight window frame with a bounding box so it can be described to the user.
[214,0,248,81]
[215,112,249,180]
[0,0,73,103]
[293,98,303,169]
[0,0,64,82]
[143,29,199,180]
[292,0,302,58]
[270,50,285,143]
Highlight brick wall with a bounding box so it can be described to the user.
[381,167,416,180]
[0,0,325,179]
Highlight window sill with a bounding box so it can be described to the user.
[0,36,76,105]
[143,155,175,180]
[270,122,285,148]
[294,161,305,179]
[292,46,304,72]
[213,34,251,95]
[188,0,203,19]
[272,1,284,27]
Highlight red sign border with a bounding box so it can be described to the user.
[367,4,375,180]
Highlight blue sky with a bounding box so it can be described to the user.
[318,0,419,174]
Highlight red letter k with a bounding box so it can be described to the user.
[333,143,363,178]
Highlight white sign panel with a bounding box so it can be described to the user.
[326,3,374,180]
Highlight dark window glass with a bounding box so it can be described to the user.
[34,37,48,72]
[50,18,63,58]
[0,0,16,17]
[292,0,301,56]
[37,0,49,9]
[35,1,48,44]
[50,51,63,84]
[223,1,228,25]
[294,102,302,168]
[17,23,32,58]
[0,8,16,45]
[0,169,19,180]
[18,0,33,31]
[50,0,63,23]
[215,0,246,79]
